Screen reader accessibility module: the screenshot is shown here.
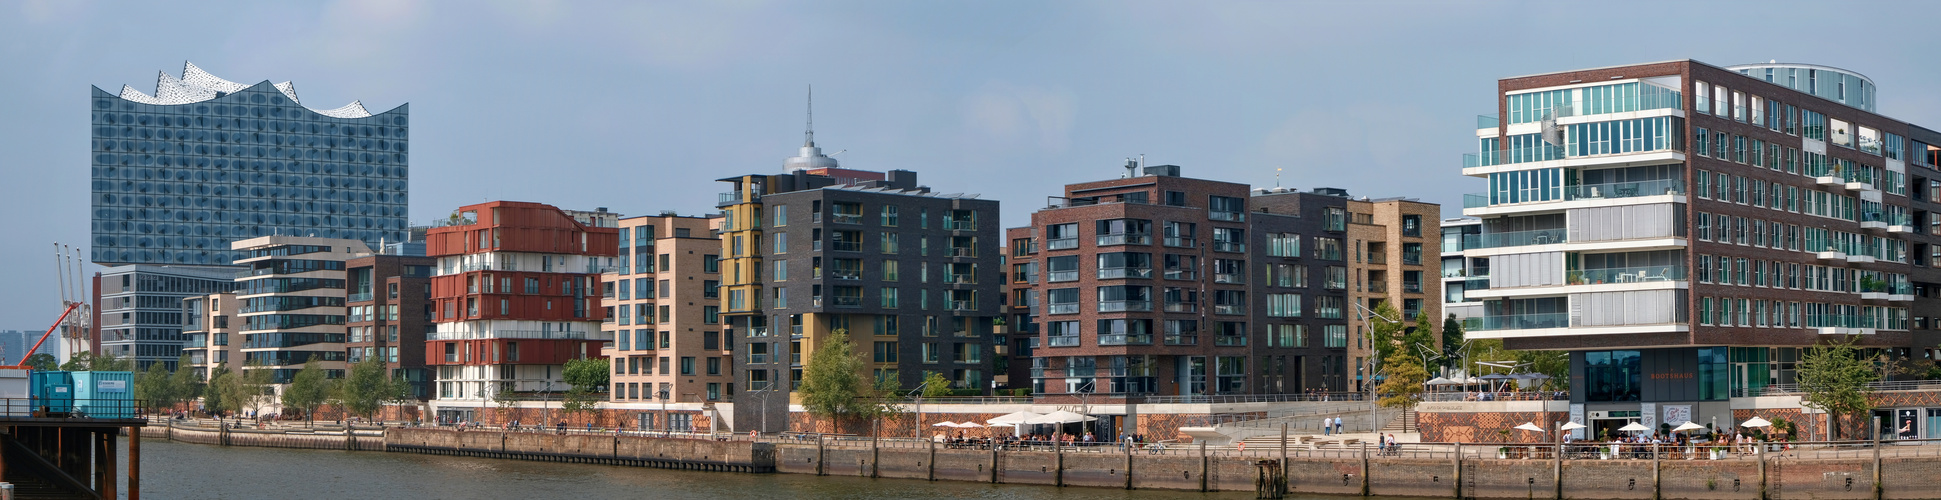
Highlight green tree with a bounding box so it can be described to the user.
[920,371,954,398]
[58,351,96,371]
[281,359,332,426]
[799,329,898,430]
[135,361,176,412]
[203,365,233,416]
[1367,301,1406,367]
[336,358,397,422]
[21,353,56,371]
[169,355,202,410]
[1441,314,1465,370]
[92,352,132,371]
[1468,339,1570,390]
[1377,350,1430,410]
[233,361,275,420]
[1798,335,1879,440]
[560,358,610,425]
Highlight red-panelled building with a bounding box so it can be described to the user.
[424,201,620,419]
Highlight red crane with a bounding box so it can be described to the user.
[8,302,79,370]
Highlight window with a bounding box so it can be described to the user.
[874,342,898,363]
[1045,223,1079,250]
[881,287,899,308]
[1096,252,1152,279]
[1267,293,1301,317]
[882,260,899,281]
[1208,195,1245,221]
[1314,295,1344,319]
[1097,285,1151,312]
[1213,290,1246,315]
[1266,233,1300,257]
[703,255,719,273]
[1164,254,1197,280]
[1212,227,1245,252]
[1096,219,1152,245]
[1213,259,1245,284]
[1267,263,1307,287]
[1165,190,1187,207]
[1314,237,1343,260]
[881,205,898,226]
[1046,255,1079,282]
[1164,221,1197,248]
[880,232,898,253]
[773,232,788,253]
[774,260,788,281]
[1325,207,1346,231]
[1046,288,1079,314]
[1401,215,1421,237]
[772,205,787,226]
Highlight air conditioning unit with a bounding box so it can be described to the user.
[1588,411,1608,419]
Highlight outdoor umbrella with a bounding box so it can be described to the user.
[931,421,959,427]
[1673,422,1706,433]
[1741,417,1773,428]
[1025,410,1097,425]
[1426,376,1454,386]
[1618,422,1650,433]
[1559,422,1587,431]
[1514,422,1546,432]
[953,422,985,428]
[985,411,1042,426]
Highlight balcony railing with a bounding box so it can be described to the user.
[1213,273,1244,284]
[949,301,976,311]
[1048,303,1079,314]
[1462,313,1569,331]
[348,292,374,303]
[1098,334,1152,346]
[717,192,744,206]
[1552,89,1682,118]
[1164,334,1198,346]
[949,247,976,257]
[1462,228,1567,249]
[1469,179,1686,210]
[1402,282,1422,294]
[1477,114,1499,129]
[829,241,861,252]
[943,220,977,231]
[1212,242,1245,253]
[1366,254,1386,265]
[1164,237,1196,248]
[1368,282,1388,293]
[1097,300,1151,312]
[1097,267,1152,279]
[1214,335,1247,346]
[1213,305,1246,315]
[428,330,598,340]
[1046,238,1078,250]
[832,297,864,308]
[832,214,863,224]
[1047,336,1080,347]
[1571,265,1686,285]
[1097,233,1152,246]
[1047,270,1078,282]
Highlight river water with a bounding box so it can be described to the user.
[127,439,1287,499]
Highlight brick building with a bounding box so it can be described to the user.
[345,253,435,400]
[600,213,734,424]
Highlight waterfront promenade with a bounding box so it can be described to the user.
[143,416,1941,499]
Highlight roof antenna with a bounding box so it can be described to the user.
[805,85,815,147]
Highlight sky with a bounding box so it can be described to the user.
[4,0,1941,327]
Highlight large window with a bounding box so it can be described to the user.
[1583,350,1641,402]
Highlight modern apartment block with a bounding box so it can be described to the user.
[1461,60,1941,437]
[1440,218,1485,320]
[719,137,1002,431]
[346,253,435,399]
[232,236,369,385]
[1006,165,1439,402]
[181,291,238,380]
[91,62,408,266]
[600,213,734,406]
[94,265,238,370]
[424,201,617,418]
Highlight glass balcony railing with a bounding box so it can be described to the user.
[1097,233,1152,246]
[1468,180,1685,210]
[1462,228,1567,249]
[1165,334,1197,346]
[1477,114,1499,129]
[1463,145,1563,169]
[1552,89,1683,118]
[1047,336,1080,347]
[1098,300,1152,312]
[1097,267,1153,279]
[1570,265,1686,285]
[1097,334,1152,346]
[1046,238,1078,250]
[1214,335,1247,347]
[1807,314,1879,329]
[1462,313,1569,331]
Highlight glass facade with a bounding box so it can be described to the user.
[91,75,408,265]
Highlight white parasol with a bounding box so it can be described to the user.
[1618,422,1650,432]
[1741,417,1773,428]
[1514,422,1546,432]
[1673,421,1706,433]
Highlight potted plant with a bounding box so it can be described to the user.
[1567,271,1585,285]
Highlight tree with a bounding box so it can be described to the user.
[1798,335,1879,440]
[560,358,610,425]
[233,361,275,420]
[91,352,132,371]
[21,353,56,371]
[920,371,954,398]
[1441,314,1466,370]
[337,358,398,422]
[1377,350,1430,410]
[203,365,233,416]
[169,355,202,411]
[1367,301,1407,367]
[799,329,898,430]
[281,359,332,426]
[135,361,175,412]
[1467,339,1569,391]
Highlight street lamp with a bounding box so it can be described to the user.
[750,388,776,435]
[658,390,670,435]
[907,380,933,439]
[1352,301,1401,433]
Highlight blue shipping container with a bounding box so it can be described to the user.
[29,371,74,416]
[69,371,135,419]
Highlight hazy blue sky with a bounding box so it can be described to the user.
[5,0,1941,332]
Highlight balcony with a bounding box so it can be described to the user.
[829,269,862,280]
[428,330,597,340]
[1098,334,1152,346]
[1048,270,1078,282]
[1552,89,1681,118]
[832,296,864,308]
[1468,179,1686,211]
[1368,282,1388,293]
[1048,303,1079,314]
[1462,313,1568,332]
[949,300,976,311]
[1570,265,1685,285]
[1212,241,1246,253]
[1214,335,1247,347]
[829,241,861,252]
[1046,238,1078,250]
[1209,211,1243,222]
[1462,228,1566,249]
[1097,233,1152,246]
[1098,300,1152,312]
[1047,336,1080,347]
[1213,304,1246,315]
[1477,114,1499,129]
[832,213,863,224]
[1098,267,1153,279]
[949,247,977,257]
[944,274,975,284]
[1402,282,1422,294]
[943,220,977,231]
[1164,302,1197,313]
[1213,273,1244,284]
[1164,236,1197,248]
[716,192,744,207]
[1165,334,1198,346]
[348,292,374,303]
[1366,254,1387,265]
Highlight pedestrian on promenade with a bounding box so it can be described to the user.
[1322,417,1331,436]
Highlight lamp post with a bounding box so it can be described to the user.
[908,380,933,439]
[658,390,670,435]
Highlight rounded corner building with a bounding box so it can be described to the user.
[91,62,409,266]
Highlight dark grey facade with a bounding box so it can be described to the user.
[91,64,408,266]
[97,265,239,370]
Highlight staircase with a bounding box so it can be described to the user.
[1379,409,1417,433]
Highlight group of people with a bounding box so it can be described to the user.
[1318,416,1344,435]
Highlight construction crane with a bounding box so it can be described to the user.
[16,243,93,370]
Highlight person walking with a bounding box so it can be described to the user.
[1322,416,1331,436]
[1333,416,1343,435]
